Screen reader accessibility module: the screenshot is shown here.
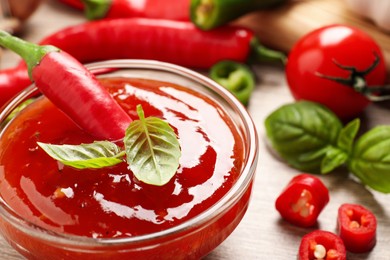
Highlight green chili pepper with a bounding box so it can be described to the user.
[210,60,255,106]
[191,0,288,30]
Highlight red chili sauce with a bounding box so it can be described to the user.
[0,78,244,238]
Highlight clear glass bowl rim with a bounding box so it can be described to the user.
[0,59,259,247]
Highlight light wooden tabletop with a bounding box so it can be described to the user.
[1,1,389,259]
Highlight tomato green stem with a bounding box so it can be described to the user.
[191,0,288,30]
[210,60,255,106]
[81,0,111,20]
[0,30,58,79]
[315,53,390,101]
[360,85,390,101]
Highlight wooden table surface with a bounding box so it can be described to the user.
[1,1,390,259]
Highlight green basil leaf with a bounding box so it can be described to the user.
[348,126,390,193]
[337,118,360,154]
[264,101,343,172]
[37,141,124,169]
[124,105,181,186]
[321,146,348,174]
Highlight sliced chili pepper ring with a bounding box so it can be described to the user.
[275,174,329,227]
[298,230,346,260]
[210,60,255,106]
[337,203,377,253]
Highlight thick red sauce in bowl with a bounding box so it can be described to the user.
[0,77,244,239]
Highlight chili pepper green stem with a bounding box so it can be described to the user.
[81,0,111,20]
[360,85,390,101]
[250,38,286,65]
[0,30,58,79]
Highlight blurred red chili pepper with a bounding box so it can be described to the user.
[0,63,32,108]
[58,0,84,10]
[0,30,132,140]
[337,203,377,253]
[0,18,283,108]
[58,0,190,21]
[299,230,346,260]
[275,174,330,227]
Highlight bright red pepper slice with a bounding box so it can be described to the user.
[337,203,377,253]
[299,230,346,260]
[275,174,329,227]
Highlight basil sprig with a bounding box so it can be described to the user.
[349,126,390,193]
[37,141,125,169]
[38,105,181,186]
[265,101,390,193]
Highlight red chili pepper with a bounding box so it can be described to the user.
[299,230,346,260]
[1,18,283,108]
[58,0,84,10]
[105,0,190,21]
[0,63,31,109]
[39,18,254,67]
[0,30,132,140]
[275,174,329,227]
[58,0,190,21]
[337,203,377,253]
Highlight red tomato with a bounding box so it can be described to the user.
[275,174,329,227]
[286,24,387,119]
[299,230,346,260]
[337,203,377,253]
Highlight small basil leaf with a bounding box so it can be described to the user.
[264,101,343,172]
[37,141,124,169]
[337,118,360,154]
[124,105,181,186]
[321,146,348,174]
[348,126,390,193]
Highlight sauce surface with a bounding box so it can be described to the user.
[0,78,244,238]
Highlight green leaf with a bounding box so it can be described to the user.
[36,104,181,187]
[320,119,360,173]
[321,146,348,174]
[337,118,360,154]
[348,126,390,193]
[264,101,343,172]
[124,105,181,186]
[37,141,124,169]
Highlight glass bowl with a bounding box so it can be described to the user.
[0,59,258,259]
